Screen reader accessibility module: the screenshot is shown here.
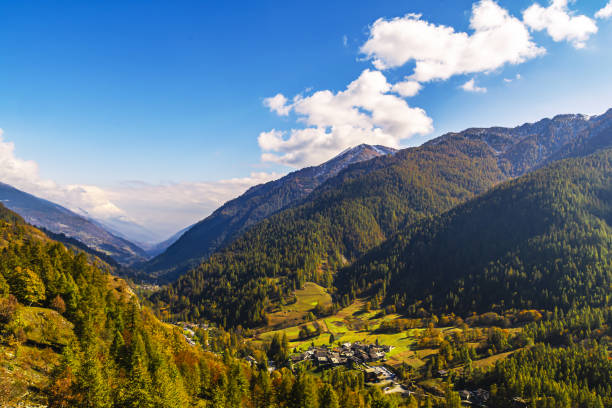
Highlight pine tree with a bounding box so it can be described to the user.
[291,373,318,408]
[76,346,111,408]
[10,266,46,305]
[318,383,339,408]
[121,334,154,408]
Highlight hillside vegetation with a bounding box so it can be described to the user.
[153,137,506,327]
[153,110,612,329]
[0,203,408,408]
[337,148,612,316]
[142,144,396,281]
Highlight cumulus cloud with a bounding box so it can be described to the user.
[360,0,544,81]
[259,69,433,167]
[461,78,487,93]
[263,94,291,116]
[391,80,422,97]
[258,0,605,169]
[595,1,612,19]
[523,0,598,48]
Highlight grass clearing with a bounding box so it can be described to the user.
[265,282,332,328]
[258,294,426,365]
[255,289,520,375]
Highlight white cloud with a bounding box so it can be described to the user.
[523,0,598,49]
[461,78,487,93]
[360,0,544,81]
[106,172,282,241]
[263,93,291,116]
[503,73,522,82]
[596,1,612,19]
[391,80,422,97]
[0,130,124,221]
[259,69,433,167]
[0,130,282,242]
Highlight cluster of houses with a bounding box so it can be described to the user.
[458,389,490,407]
[290,342,393,367]
[365,365,396,383]
[174,321,209,346]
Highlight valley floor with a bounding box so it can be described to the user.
[248,282,522,401]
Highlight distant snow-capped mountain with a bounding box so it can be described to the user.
[0,182,148,265]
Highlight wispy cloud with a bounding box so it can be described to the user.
[106,172,283,241]
[503,73,522,83]
[461,78,487,93]
[0,130,282,242]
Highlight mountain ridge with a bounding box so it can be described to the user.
[142,143,397,281]
[152,108,612,328]
[429,108,612,176]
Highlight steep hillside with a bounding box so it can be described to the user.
[0,202,406,408]
[140,224,191,258]
[153,109,612,328]
[0,203,205,407]
[337,148,612,315]
[144,144,396,281]
[153,137,506,326]
[0,182,148,265]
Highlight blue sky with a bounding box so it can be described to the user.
[0,0,611,242]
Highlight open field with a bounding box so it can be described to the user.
[257,283,428,366]
[265,282,332,328]
[255,282,521,374]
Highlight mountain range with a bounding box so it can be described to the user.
[151,109,612,327]
[337,147,612,314]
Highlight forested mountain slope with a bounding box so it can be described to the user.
[153,110,612,329]
[337,148,612,316]
[143,144,396,281]
[153,138,507,327]
[0,203,409,407]
[0,203,212,407]
[0,181,148,265]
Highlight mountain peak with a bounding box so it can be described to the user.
[336,143,396,158]
[323,144,396,169]
[551,113,591,122]
[143,142,396,281]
